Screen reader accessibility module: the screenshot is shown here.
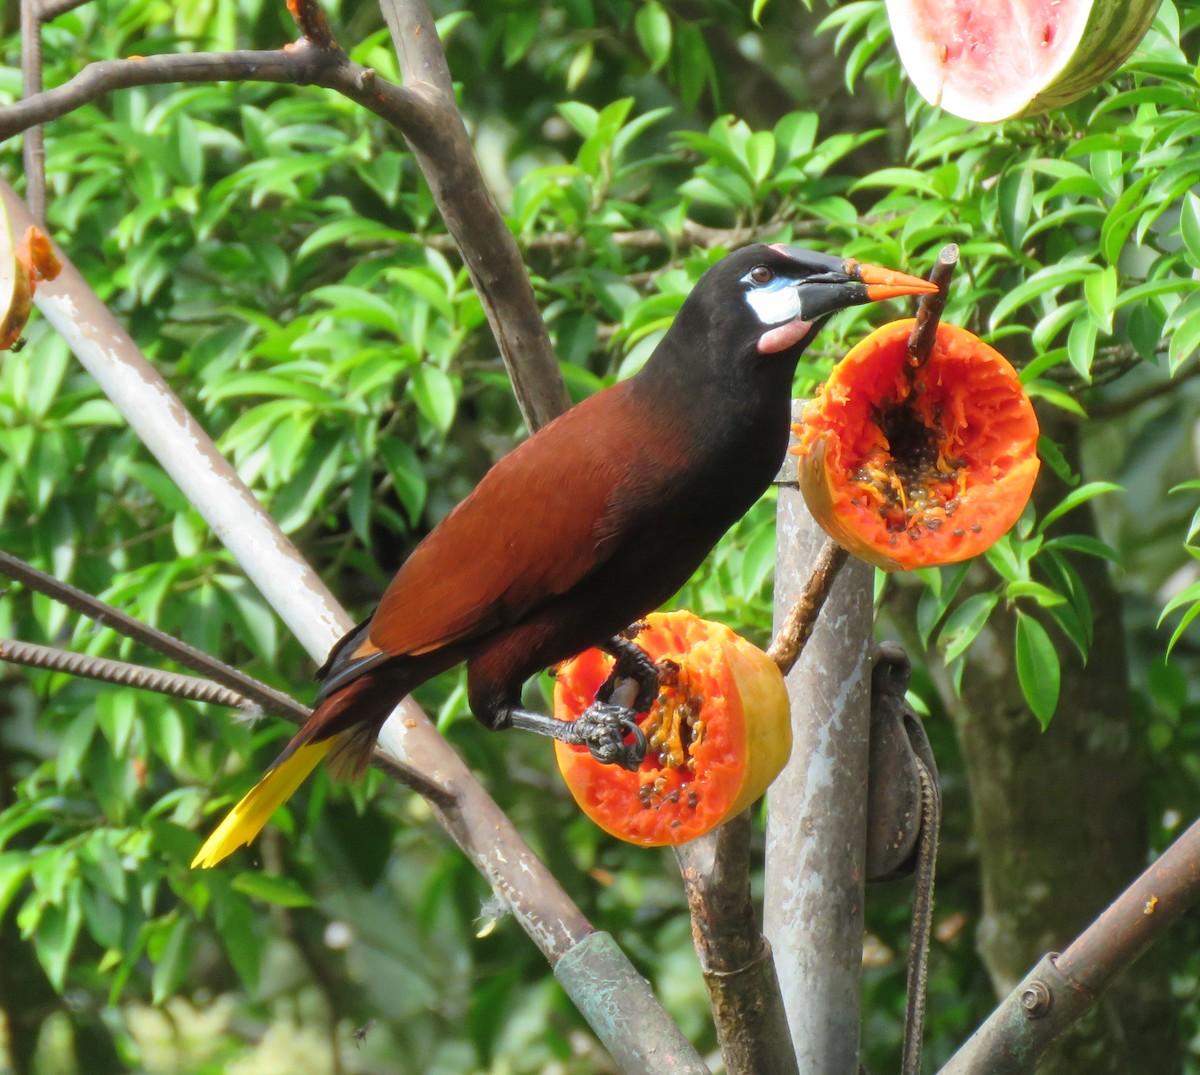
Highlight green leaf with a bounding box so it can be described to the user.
[214,888,261,992]
[57,711,97,788]
[379,439,428,524]
[989,261,1092,330]
[635,2,672,72]
[1015,613,1060,728]
[1181,191,1200,267]
[232,871,316,908]
[33,890,83,992]
[1037,481,1121,533]
[409,365,458,434]
[1168,305,1200,374]
[997,167,1034,250]
[151,915,193,1004]
[939,593,998,663]
[566,41,593,92]
[1041,534,1122,564]
[1164,600,1200,656]
[0,853,32,923]
[744,131,776,186]
[1066,316,1097,381]
[1005,581,1067,608]
[1083,266,1117,334]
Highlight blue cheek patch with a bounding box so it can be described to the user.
[740,272,803,326]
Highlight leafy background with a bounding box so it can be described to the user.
[0,0,1198,1071]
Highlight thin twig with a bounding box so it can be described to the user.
[766,537,850,675]
[35,0,93,19]
[287,0,336,49]
[906,243,958,368]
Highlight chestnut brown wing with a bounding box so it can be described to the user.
[366,383,676,659]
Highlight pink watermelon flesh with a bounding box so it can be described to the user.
[886,0,1145,122]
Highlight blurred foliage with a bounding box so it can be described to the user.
[0,0,1197,1071]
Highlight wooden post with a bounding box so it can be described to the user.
[764,404,873,1074]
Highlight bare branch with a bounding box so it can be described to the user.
[0,44,428,143]
[287,0,336,49]
[375,0,570,431]
[766,537,850,675]
[378,0,453,96]
[35,0,92,20]
[20,0,46,223]
[675,815,799,1075]
[906,243,958,368]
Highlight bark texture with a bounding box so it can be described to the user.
[895,411,1181,1074]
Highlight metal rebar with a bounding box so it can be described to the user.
[0,549,308,723]
[0,637,253,711]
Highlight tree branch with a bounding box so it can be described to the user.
[675,815,799,1075]
[20,0,46,223]
[374,0,570,431]
[0,2,573,432]
[0,44,426,143]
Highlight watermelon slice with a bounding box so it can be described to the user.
[885,0,1163,122]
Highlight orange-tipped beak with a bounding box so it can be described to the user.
[847,259,939,302]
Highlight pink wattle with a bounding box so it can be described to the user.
[758,318,813,354]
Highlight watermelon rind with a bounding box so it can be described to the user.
[885,0,1164,123]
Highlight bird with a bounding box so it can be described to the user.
[192,243,936,867]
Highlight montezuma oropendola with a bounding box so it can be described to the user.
[193,243,936,867]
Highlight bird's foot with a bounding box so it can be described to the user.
[598,629,659,713]
[507,703,647,771]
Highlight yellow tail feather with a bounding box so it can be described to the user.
[191,739,335,869]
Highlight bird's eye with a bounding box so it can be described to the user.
[749,266,774,285]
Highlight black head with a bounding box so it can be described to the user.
[647,244,937,380]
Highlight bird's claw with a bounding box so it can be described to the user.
[598,632,660,713]
[571,702,647,771]
[504,702,646,770]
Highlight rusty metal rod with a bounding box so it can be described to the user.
[0,549,308,723]
[939,814,1200,1074]
[0,637,253,711]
